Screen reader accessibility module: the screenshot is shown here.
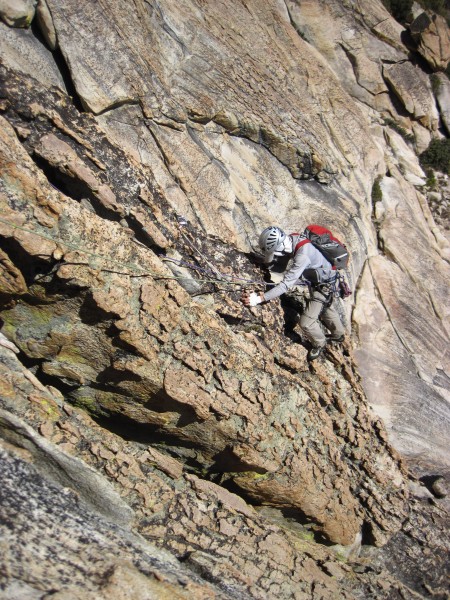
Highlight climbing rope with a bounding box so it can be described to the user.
[0,215,270,289]
[43,180,270,288]
[161,255,269,286]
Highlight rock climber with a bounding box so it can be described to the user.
[242,226,345,360]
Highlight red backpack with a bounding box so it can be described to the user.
[294,225,349,269]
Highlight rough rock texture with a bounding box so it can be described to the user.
[383,61,439,130]
[0,21,67,92]
[42,0,377,186]
[410,11,450,71]
[0,342,431,600]
[0,81,408,549]
[0,0,36,27]
[0,0,449,596]
[364,466,450,600]
[434,72,450,134]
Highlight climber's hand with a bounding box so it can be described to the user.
[241,291,263,307]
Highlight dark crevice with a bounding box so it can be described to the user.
[31,154,122,222]
[78,294,120,326]
[279,506,322,528]
[52,48,85,113]
[9,351,43,373]
[30,19,85,113]
[361,520,377,545]
[37,368,81,395]
[0,237,54,286]
[32,155,93,202]
[35,277,88,300]
[210,447,267,474]
[419,474,446,498]
[125,213,167,254]
[92,411,178,444]
[92,409,208,454]
[95,366,143,385]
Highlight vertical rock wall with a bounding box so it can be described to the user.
[0,0,450,596]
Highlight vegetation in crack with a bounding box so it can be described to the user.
[381,0,414,23]
[419,137,450,174]
[383,118,415,143]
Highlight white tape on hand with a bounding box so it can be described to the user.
[248,292,262,307]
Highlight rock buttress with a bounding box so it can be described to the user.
[0,67,408,548]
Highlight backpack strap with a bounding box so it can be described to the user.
[294,238,310,253]
[290,233,310,254]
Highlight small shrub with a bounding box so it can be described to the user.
[431,74,441,94]
[381,0,414,22]
[425,168,437,188]
[419,138,450,174]
[372,176,383,203]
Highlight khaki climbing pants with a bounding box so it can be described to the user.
[299,287,345,348]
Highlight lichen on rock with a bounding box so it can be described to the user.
[0,0,449,597]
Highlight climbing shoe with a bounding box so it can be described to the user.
[307,345,324,361]
[326,334,345,342]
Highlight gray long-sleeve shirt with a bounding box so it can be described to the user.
[263,234,335,302]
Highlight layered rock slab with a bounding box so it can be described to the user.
[354,169,450,469]
[410,11,450,71]
[0,71,408,547]
[0,339,418,600]
[0,448,223,600]
[41,0,377,184]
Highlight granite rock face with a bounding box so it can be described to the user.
[0,0,36,27]
[0,0,449,596]
[0,79,408,550]
[434,72,450,134]
[410,11,450,71]
[382,61,439,130]
[41,0,375,186]
[0,342,429,600]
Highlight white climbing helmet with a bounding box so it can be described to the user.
[259,226,286,254]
